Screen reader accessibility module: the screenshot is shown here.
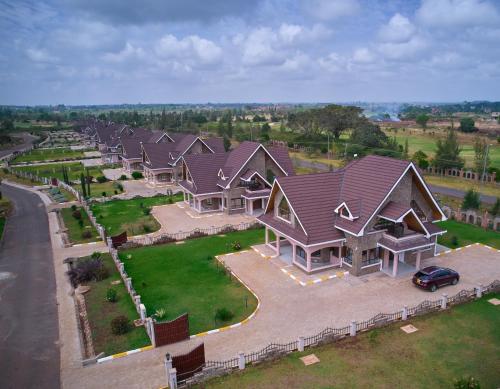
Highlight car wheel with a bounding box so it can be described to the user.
[430,284,437,292]
[452,278,458,285]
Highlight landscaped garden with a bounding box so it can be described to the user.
[60,206,100,244]
[12,162,103,182]
[119,228,264,334]
[437,220,500,249]
[203,293,500,389]
[71,253,150,356]
[91,194,183,236]
[11,147,88,163]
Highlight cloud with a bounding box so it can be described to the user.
[64,0,261,25]
[305,0,360,21]
[25,48,59,63]
[352,48,375,63]
[377,35,428,60]
[416,0,500,28]
[378,13,416,43]
[102,42,145,63]
[155,34,222,66]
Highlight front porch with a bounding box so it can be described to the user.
[183,191,223,213]
[144,167,175,186]
[264,227,343,273]
[121,158,143,173]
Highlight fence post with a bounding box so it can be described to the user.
[164,353,173,384]
[106,237,113,249]
[147,317,156,347]
[140,304,146,321]
[350,320,357,337]
[402,305,408,321]
[441,293,448,309]
[298,336,305,352]
[476,284,483,299]
[238,352,245,370]
[125,277,132,292]
[135,295,141,309]
[168,368,178,389]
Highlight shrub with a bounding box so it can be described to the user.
[119,174,128,180]
[110,315,130,335]
[78,219,84,228]
[96,175,108,183]
[131,171,143,180]
[81,229,92,239]
[232,241,242,251]
[167,197,173,204]
[154,308,168,322]
[143,224,152,233]
[114,190,118,195]
[72,209,82,219]
[66,256,109,287]
[102,191,106,197]
[116,183,124,192]
[454,376,480,389]
[461,189,480,210]
[71,204,77,211]
[106,288,117,302]
[143,207,151,216]
[451,235,459,247]
[215,308,234,322]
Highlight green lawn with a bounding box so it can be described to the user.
[119,229,264,334]
[91,194,183,236]
[13,162,103,182]
[203,293,500,389]
[60,207,100,244]
[81,253,150,356]
[12,148,87,163]
[437,220,500,249]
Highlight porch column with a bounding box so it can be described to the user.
[265,227,269,245]
[292,243,297,263]
[416,251,422,270]
[392,252,399,277]
[275,234,280,256]
[383,249,390,270]
[306,250,312,272]
[261,198,265,209]
[248,199,253,215]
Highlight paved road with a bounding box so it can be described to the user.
[0,133,38,160]
[0,184,60,389]
[429,184,497,204]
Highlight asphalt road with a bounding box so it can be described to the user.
[0,184,60,389]
[0,133,38,159]
[429,184,497,204]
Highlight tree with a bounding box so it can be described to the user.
[433,128,464,169]
[458,117,476,133]
[461,189,480,210]
[260,123,270,141]
[415,114,429,129]
[217,119,225,137]
[349,122,390,149]
[86,168,91,197]
[412,150,429,169]
[223,136,231,151]
[490,198,500,216]
[403,138,409,159]
[80,173,87,198]
[473,137,490,175]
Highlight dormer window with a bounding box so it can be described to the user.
[334,201,357,221]
[341,207,350,218]
[218,169,227,180]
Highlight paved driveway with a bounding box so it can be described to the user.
[151,202,255,234]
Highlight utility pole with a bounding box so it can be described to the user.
[481,143,490,185]
[327,133,330,162]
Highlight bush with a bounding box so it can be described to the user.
[131,171,143,180]
[66,256,109,287]
[78,219,84,228]
[96,175,108,183]
[106,288,117,302]
[114,190,118,195]
[461,189,480,210]
[451,235,459,247]
[110,315,130,335]
[215,308,234,322]
[81,229,92,239]
[119,174,128,180]
[232,241,242,251]
[143,207,151,216]
[454,376,480,389]
[102,191,107,197]
[71,204,77,211]
[143,224,152,233]
[116,183,124,192]
[154,308,168,322]
[72,209,82,219]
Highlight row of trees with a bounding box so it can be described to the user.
[415,114,478,133]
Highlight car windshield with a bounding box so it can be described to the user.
[415,271,430,279]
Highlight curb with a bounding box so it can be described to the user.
[435,242,500,256]
[190,250,260,339]
[96,345,154,364]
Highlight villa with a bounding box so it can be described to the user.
[257,155,447,277]
[179,141,294,215]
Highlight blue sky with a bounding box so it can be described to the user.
[1,0,499,105]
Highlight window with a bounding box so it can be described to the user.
[411,200,427,221]
[344,247,353,265]
[362,248,380,266]
[230,198,244,209]
[296,246,306,260]
[341,207,350,218]
[277,197,291,221]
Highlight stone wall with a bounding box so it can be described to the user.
[426,166,497,184]
[441,206,500,231]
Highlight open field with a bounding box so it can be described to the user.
[90,194,183,236]
[437,220,500,249]
[203,293,500,389]
[119,229,263,334]
[12,162,103,182]
[11,148,87,163]
[425,175,500,198]
[80,253,150,356]
[60,207,100,244]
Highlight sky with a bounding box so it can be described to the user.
[1,0,499,105]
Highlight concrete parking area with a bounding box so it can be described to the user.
[151,202,255,234]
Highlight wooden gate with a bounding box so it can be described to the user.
[154,313,189,347]
[110,231,127,248]
[173,343,205,383]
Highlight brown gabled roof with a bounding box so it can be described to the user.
[142,143,177,169]
[378,235,434,253]
[121,138,145,160]
[217,141,261,187]
[180,153,229,194]
[378,201,412,222]
[423,222,446,236]
[267,145,295,175]
[203,137,225,153]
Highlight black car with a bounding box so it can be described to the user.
[412,266,460,292]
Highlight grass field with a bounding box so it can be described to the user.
[81,253,150,356]
[12,148,86,163]
[91,194,183,236]
[60,207,100,244]
[119,229,264,334]
[437,220,500,249]
[13,162,103,182]
[203,293,500,389]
